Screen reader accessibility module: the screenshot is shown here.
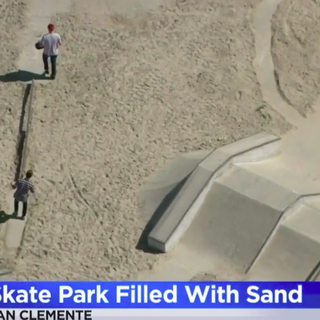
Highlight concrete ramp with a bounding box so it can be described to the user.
[246,197,320,281]
[140,132,320,280]
[147,132,281,252]
[180,166,299,273]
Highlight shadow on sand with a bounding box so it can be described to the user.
[0,69,50,82]
[135,176,189,254]
[14,83,32,181]
[0,211,21,224]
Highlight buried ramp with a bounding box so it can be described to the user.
[180,166,320,280]
[137,149,210,251]
[181,165,300,273]
[146,132,281,253]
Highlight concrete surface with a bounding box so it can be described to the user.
[147,132,280,252]
[240,159,320,195]
[247,199,320,280]
[179,165,300,273]
[140,140,320,280]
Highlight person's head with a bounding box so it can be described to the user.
[26,170,33,179]
[48,23,55,33]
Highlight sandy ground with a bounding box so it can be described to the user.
[272,0,320,117]
[0,0,28,262]
[0,83,23,262]
[0,0,294,280]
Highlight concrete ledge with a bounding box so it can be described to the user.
[148,132,281,252]
[246,194,320,280]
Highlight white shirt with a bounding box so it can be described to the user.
[40,32,62,56]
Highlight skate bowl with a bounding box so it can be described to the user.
[140,132,320,280]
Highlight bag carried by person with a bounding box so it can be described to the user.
[35,41,44,50]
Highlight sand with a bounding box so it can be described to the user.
[0,0,28,264]
[272,0,320,117]
[0,0,27,200]
[0,83,23,265]
[0,0,297,280]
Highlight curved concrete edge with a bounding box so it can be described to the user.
[246,193,320,280]
[148,132,281,253]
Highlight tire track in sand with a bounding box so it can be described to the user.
[252,0,304,127]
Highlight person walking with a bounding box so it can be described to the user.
[12,170,38,220]
[39,23,62,79]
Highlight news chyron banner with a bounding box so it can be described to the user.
[0,282,318,320]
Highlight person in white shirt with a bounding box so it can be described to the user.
[39,23,62,79]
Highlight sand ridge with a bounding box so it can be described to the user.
[0,0,309,280]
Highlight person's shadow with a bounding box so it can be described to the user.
[0,210,21,224]
[0,69,50,82]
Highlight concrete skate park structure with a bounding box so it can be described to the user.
[137,0,320,281]
[2,0,320,282]
[140,132,320,281]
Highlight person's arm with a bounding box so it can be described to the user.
[58,34,62,46]
[30,184,38,201]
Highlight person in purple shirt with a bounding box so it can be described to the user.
[12,170,38,220]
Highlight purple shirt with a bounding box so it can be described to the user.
[14,178,35,202]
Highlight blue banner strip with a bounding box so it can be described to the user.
[0,281,317,308]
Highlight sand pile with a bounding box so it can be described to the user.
[0,0,292,280]
[272,0,320,117]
